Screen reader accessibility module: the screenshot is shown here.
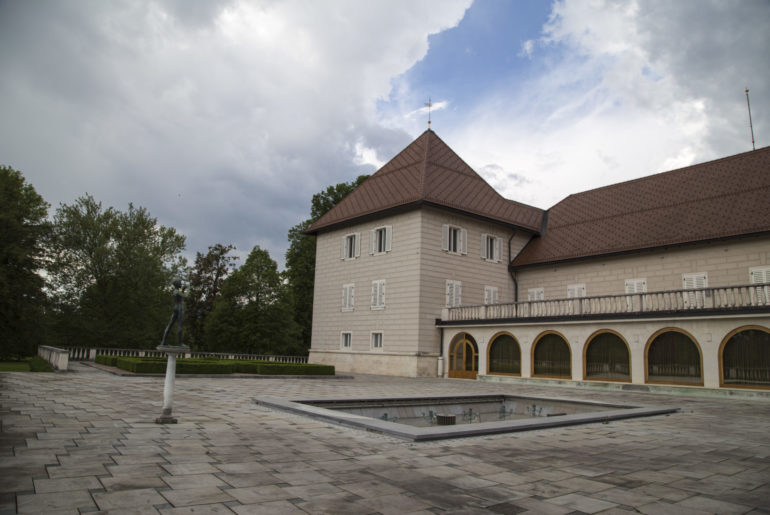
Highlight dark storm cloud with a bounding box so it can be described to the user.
[0,0,470,266]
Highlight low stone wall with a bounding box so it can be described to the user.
[37,345,69,371]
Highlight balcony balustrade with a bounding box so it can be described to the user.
[442,282,770,322]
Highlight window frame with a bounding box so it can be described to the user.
[340,232,361,260]
[342,283,354,312]
[682,272,708,308]
[340,331,352,349]
[371,279,386,310]
[527,288,545,301]
[446,279,462,307]
[371,331,383,350]
[484,285,499,305]
[481,233,503,262]
[441,224,467,255]
[567,284,586,298]
[370,225,393,255]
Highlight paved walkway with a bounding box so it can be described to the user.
[1,363,769,514]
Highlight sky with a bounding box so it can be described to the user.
[1,0,768,269]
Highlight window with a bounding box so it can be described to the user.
[567,284,586,298]
[750,266,770,305]
[625,278,647,293]
[481,234,503,262]
[341,332,352,349]
[441,224,467,254]
[527,288,544,301]
[625,278,647,311]
[371,280,385,309]
[340,233,360,260]
[370,226,392,254]
[371,332,383,350]
[484,286,499,305]
[446,280,462,307]
[342,284,354,312]
[682,272,708,308]
[527,288,545,316]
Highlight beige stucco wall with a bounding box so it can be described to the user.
[514,235,770,299]
[309,206,532,376]
[310,210,423,360]
[441,315,770,389]
[416,206,531,355]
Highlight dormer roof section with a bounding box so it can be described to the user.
[307,130,544,234]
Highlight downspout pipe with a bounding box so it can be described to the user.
[508,231,519,303]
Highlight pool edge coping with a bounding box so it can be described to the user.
[253,394,679,442]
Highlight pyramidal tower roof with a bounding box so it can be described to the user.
[307,130,544,233]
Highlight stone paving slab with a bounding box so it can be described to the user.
[2,363,770,514]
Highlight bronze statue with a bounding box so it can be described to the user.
[161,279,187,346]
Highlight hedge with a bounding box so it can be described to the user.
[255,363,335,375]
[27,356,53,372]
[95,355,119,366]
[105,356,333,376]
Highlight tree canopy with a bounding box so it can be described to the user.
[47,195,186,348]
[0,166,50,358]
[184,243,238,349]
[284,175,369,352]
[204,246,300,354]
[1,166,369,359]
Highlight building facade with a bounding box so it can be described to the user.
[308,130,770,390]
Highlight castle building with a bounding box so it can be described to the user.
[306,130,770,390]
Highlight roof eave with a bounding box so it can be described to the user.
[305,200,543,236]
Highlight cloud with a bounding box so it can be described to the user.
[519,39,535,59]
[442,0,769,209]
[0,0,471,266]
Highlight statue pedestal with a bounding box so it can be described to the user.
[155,345,190,424]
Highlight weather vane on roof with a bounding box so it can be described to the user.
[425,97,432,129]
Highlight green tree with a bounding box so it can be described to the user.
[285,175,368,352]
[0,166,50,359]
[205,246,299,354]
[47,195,186,348]
[184,243,238,349]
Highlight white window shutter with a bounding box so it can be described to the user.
[385,225,392,252]
[625,279,647,294]
[495,237,503,263]
[481,234,488,259]
[370,229,376,254]
[371,282,376,307]
[340,236,346,260]
[460,228,468,255]
[683,273,707,290]
[568,284,586,298]
[445,280,453,306]
[354,233,361,258]
[441,224,449,251]
[528,288,544,301]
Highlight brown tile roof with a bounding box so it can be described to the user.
[512,146,770,268]
[307,130,544,233]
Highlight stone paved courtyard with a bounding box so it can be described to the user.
[1,363,769,514]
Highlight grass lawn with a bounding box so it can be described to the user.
[0,361,31,372]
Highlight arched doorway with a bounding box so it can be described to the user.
[488,332,521,375]
[646,329,702,385]
[720,326,770,389]
[532,331,571,378]
[584,330,631,382]
[449,332,478,379]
